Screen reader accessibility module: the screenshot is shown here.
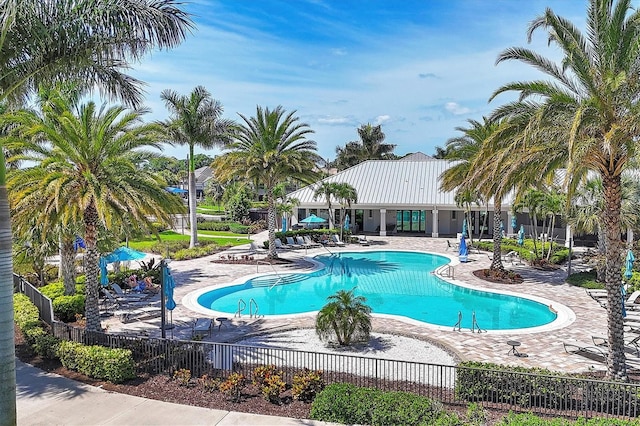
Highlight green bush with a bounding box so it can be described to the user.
[57,341,136,383]
[13,293,41,331]
[496,412,640,425]
[197,222,231,231]
[14,293,60,359]
[40,281,85,300]
[52,295,85,322]
[172,243,220,260]
[310,383,449,426]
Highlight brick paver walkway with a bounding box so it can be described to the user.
[104,234,629,374]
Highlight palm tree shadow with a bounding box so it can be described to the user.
[327,335,394,353]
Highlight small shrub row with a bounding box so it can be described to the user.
[496,412,640,425]
[172,243,221,260]
[310,383,457,425]
[14,293,60,359]
[57,340,136,383]
[40,281,86,322]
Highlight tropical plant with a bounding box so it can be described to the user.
[0,0,191,420]
[160,86,235,248]
[313,182,339,228]
[334,123,396,170]
[274,182,300,231]
[332,183,358,240]
[490,0,640,379]
[213,106,321,258]
[6,94,185,332]
[316,288,372,346]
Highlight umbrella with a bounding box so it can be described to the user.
[625,249,635,280]
[459,235,469,262]
[344,214,350,231]
[166,187,188,194]
[99,257,109,287]
[104,246,146,263]
[163,263,176,311]
[511,216,517,233]
[517,225,525,247]
[73,235,86,251]
[281,216,287,232]
[500,221,505,237]
[300,214,327,224]
[461,218,467,238]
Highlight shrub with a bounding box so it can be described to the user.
[260,373,285,404]
[292,369,324,402]
[172,243,220,260]
[13,293,41,332]
[199,375,221,392]
[369,390,444,426]
[52,295,85,322]
[219,373,247,402]
[173,369,192,386]
[57,341,136,383]
[40,281,85,300]
[310,383,379,425]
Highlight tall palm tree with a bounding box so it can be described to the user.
[6,95,185,332]
[315,288,372,346]
[313,182,340,228]
[0,1,191,420]
[213,106,321,258]
[334,123,396,170]
[490,0,640,379]
[160,86,235,248]
[333,183,358,240]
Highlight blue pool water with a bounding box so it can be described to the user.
[197,251,557,330]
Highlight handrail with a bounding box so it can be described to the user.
[235,299,246,318]
[256,259,286,290]
[249,298,262,318]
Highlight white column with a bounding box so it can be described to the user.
[380,209,387,236]
[565,224,572,248]
[431,209,439,238]
[628,228,634,247]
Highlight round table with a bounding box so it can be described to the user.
[507,340,521,356]
[216,317,229,330]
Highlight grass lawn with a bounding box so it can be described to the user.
[196,204,225,214]
[128,230,250,251]
[197,230,250,237]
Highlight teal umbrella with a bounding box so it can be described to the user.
[344,214,350,231]
[517,225,525,247]
[104,246,146,263]
[461,218,467,238]
[163,263,176,311]
[625,249,635,280]
[99,257,109,287]
[300,214,326,224]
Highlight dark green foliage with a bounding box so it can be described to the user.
[496,412,640,425]
[13,293,41,331]
[57,341,136,383]
[566,271,602,289]
[197,221,251,234]
[39,281,85,299]
[474,239,569,265]
[52,295,85,322]
[14,293,60,358]
[310,383,449,426]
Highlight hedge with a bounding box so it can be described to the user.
[57,341,136,383]
[14,293,60,358]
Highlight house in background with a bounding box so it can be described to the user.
[287,152,561,240]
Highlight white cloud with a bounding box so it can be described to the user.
[444,102,471,116]
[331,48,348,56]
[375,115,391,124]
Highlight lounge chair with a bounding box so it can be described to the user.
[274,238,291,250]
[446,240,459,251]
[356,235,370,246]
[111,283,149,300]
[115,306,162,323]
[592,333,640,356]
[101,288,147,309]
[331,234,346,247]
[286,236,303,249]
[296,236,312,248]
[303,236,322,248]
[249,242,267,254]
[193,318,213,337]
[563,340,607,360]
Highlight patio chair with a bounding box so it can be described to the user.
[116,306,162,323]
[356,235,370,246]
[100,288,147,309]
[592,333,640,357]
[331,234,346,247]
[563,340,607,360]
[193,318,213,337]
[296,236,312,248]
[249,242,267,254]
[274,238,291,250]
[303,236,322,248]
[111,283,149,300]
[446,240,459,251]
[286,236,303,249]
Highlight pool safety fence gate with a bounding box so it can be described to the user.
[52,322,640,420]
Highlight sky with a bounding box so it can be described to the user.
[128,0,590,162]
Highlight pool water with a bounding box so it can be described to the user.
[196,251,557,330]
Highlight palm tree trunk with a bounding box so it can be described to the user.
[597,223,606,282]
[188,148,198,248]
[267,186,278,259]
[602,174,627,380]
[490,198,505,271]
[0,185,17,425]
[60,236,76,295]
[83,203,102,332]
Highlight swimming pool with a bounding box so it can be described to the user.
[195,251,559,331]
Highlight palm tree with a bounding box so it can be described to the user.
[334,123,396,170]
[7,95,185,332]
[160,86,235,248]
[274,183,299,232]
[0,1,191,420]
[313,182,339,228]
[213,106,321,258]
[490,0,640,379]
[315,288,372,346]
[333,183,358,240]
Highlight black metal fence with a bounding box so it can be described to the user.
[14,273,54,326]
[52,322,640,420]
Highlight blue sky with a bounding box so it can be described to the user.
[131,0,589,161]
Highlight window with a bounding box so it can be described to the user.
[368,210,373,218]
[452,211,457,220]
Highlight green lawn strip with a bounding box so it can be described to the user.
[196,230,250,238]
[128,231,249,251]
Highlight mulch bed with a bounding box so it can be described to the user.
[473,269,524,284]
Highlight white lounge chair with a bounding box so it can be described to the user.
[286,236,303,249]
[296,236,313,248]
[193,318,213,337]
[331,234,346,247]
[356,235,370,246]
[303,236,321,248]
[115,306,162,323]
[249,242,267,254]
[274,238,291,250]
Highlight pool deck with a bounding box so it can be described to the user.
[103,232,634,374]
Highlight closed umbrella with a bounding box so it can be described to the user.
[163,264,176,311]
[461,218,467,238]
[625,249,635,280]
[518,225,525,247]
[500,221,505,237]
[99,257,109,287]
[344,214,350,231]
[459,235,469,262]
[281,216,287,232]
[73,236,86,251]
[511,216,517,233]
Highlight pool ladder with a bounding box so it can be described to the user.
[235,298,263,318]
[452,310,484,333]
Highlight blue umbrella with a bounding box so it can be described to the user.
[625,249,635,280]
[459,235,469,262]
[300,214,327,224]
[461,218,467,238]
[518,225,525,247]
[281,216,287,232]
[104,246,146,263]
[511,216,517,233]
[500,221,505,237]
[163,263,176,311]
[166,187,188,194]
[73,235,86,251]
[99,257,109,287]
[344,214,350,231]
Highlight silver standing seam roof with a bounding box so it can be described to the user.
[288,157,486,209]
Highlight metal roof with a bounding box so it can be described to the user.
[288,158,482,209]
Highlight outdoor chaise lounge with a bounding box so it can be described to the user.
[592,333,640,356]
[303,236,321,248]
[193,318,213,337]
[274,238,291,250]
[563,340,607,360]
[286,236,304,249]
[331,234,346,247]
[356,235,370,246]
[446,240,459,251]
[296,236,313,248]
[115,306,162,323]
[586,289,640,310]
[249,242,267,254]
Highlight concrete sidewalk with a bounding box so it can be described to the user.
[16,359,336,426]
